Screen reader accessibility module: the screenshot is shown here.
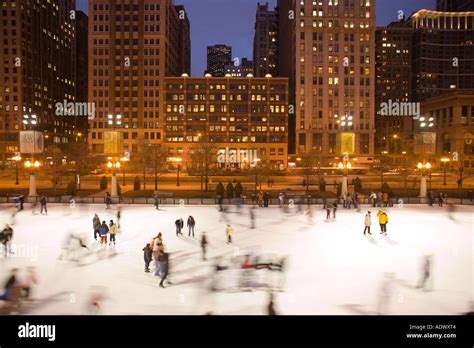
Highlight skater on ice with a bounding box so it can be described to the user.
[39,196,47,215]
[143,243,152,272]
[187,215,196,237]
[175,218,184,236]
[109,220,118,245]
[98,221,109,245]
[201,232,208,261]
[92,214,101,240]
[0,224,13,257]
[377,210,388,236]
[226,224,233,244]
[363,211,372,236]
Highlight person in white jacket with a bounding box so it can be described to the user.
[109,220,118,245]
[363,211,372,236]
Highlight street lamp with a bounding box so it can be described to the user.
[169,157,183,186]
[24,160,41,197]
[12,154,22,185]
[440,157,450,186]
[252,157,261,192]
[417,162,431,198]
[120,156,129,186]
[107,160,121,198]
[338,160,352,198]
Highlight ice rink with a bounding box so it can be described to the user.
[0,202,472,315]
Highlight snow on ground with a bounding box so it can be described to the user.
[0,203,472,315]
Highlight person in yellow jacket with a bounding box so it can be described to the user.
[226,224,233,244]
[377,210,388,236]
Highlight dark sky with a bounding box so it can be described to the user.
[77,0,435,75]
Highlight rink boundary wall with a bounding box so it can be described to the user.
[1,196,473,206]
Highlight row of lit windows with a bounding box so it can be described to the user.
[166,136,285,144]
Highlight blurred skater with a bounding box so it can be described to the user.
[416,255,433,291]
[21,267,38,300]
[0,224,13,257]
[249,207,255,229]
[201,232,208,261]
[332,202,338,219]
[376,272,394,315]
[39,196,47,215]
[154,194,160,210]
[175,218,184,236]
[159,252,172,288]
[267,292,277,315]
[226,224,233,244]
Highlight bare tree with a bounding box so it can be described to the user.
[193,134,218,192]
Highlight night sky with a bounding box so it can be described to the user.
[76,0,435,75]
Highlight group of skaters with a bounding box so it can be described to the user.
[142,232,171,288]
[0,267,37,314]
[174,216,196,237]
[428,191,448,207]
[369,192,394,208]
[93,213,119,245]
[363,210,389,236]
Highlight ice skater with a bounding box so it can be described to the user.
[267,292,277,315]
[332,202,338,219]
[0,224,13,257]
[39,196,47,215]
[142,243,152,272]
[109,220,117,245]
[153,194,160,210]
[363,211,372,236]
[187,215,195,237]
[249,207,255,229]
[326,203,332,220]
[98,221,109,245]
[416,255,432,291]
[159,252,172,288]
[377,210,388,236]
[226,224,233,244]
[376,272,394,315]
[175,218,184,236]
[93,214,101,240]
[201,232,208,261]
[116,207,122,230]
[105,192,112,209]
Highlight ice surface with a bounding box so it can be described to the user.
[0,203,472,315]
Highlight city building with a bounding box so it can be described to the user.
[164,76,288,169]
[87,0,190,157]
[278,0,376,159]
[410,9,474,102]
[175,5,191,75]
[436,0,474,12]
[253,2,278,77]
[75,10,89,143]
[417,92,474,173]
[277,0,297,153]
[206,45,232,77]
[224,58,254,77]
[375,20,413,154]
[0,0,78,164]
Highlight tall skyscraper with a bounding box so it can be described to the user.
[76,10,89,142]
[410,9,474,102]
[224,58,254,77]
[436,0,474,11]
[375,19,413,154]
[206,45,232,77]
[175,5,191,75]
[279,0,376,158]
[88,1,190,157]
[253,2,278,77]
[0,0,78,165]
